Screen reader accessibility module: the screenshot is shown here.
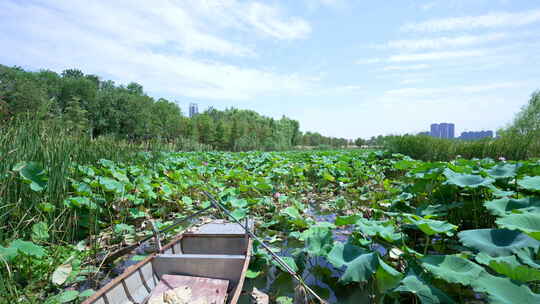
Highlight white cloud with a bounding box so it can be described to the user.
[389,49,486,62]
[382,64,431,71]
[385,33,507,50]
[420,2,437,11]
[402,9,540,32]
[356,58,385,64]
[0,0,317,101]
[383,82,528,99]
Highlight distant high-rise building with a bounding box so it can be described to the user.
[189,103,198,117]
[459,130,493,140]
[448,123,455,139]
[430,124,440,137]
[430,123,455,139]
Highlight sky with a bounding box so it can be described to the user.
[1,0,540,139]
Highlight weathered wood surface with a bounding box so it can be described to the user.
[148,274,228,304]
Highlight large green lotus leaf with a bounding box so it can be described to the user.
[393,270,455,304]
[356,219,403,242]
[487,164,517,179]
[421,255,484,285]
[340,252,378,283]
[497,212,540,240]
[10,239,46,258]
[458,228,540,256]
[518,176,540,192]
[475,252,540,282]
[0,246,18,261]
[98,177,124,194]
[335,215,362,226]
[281,206,301,219]
[417,202,463,217]
[31,221,49,242]
[471,271,540,304]
[327,242,368,268]
[484,197,540,216]
[515,248,540,269]
[304,226,334,257]
[405,215,457,236]
[443,168,494,188]
[13,161,47,191]
[487,185,516,198]
[375,257,403,293]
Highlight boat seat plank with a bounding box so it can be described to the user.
[147,274,228,304]
[152,254,245,293]
[181,236,247,255]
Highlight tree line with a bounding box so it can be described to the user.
[0,65,357,151]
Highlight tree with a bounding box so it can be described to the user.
[354,138,365,147]
[506,91,540,136]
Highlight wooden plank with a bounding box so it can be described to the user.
[148,274,228,304]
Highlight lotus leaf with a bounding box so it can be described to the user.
[518,176,540,192]
[13,161,47,191]
[304,226,334,257]
[475,252,540,282]
[458,228,540,256]
[10,239,46,258]
[327,242,368,268]
[421,255,483,285]
[486,164,517,179]
[393,270,455,304]
[356,218,403,242]
[405,215,457,236]
[496,212,540,240]
[443,168,494,188]
[484,197,540,216]
[471,271,540,304]
[375,257,403,292]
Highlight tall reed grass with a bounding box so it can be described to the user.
[0,117,211,243]
[384,133,540,161]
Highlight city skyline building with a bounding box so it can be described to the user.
[430,123,455,139]
[189,103,198,118]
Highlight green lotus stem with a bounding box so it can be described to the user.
[423,236,430,255]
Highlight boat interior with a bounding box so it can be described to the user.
[86,220,252,304]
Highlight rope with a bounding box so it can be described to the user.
[202,191,329,304]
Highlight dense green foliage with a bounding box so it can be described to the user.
[2,149,540,303]
[0,65,349,151]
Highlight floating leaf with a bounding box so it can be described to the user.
[56,290,79,303]
[98,176,124,193]
[335,214,362,226]
[458,228,540,256]
[518,176,540,192]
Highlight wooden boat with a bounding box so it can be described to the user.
[82,220,252,304]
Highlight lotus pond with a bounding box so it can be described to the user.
[2,150,540,303]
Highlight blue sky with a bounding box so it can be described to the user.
[1,0,540,138]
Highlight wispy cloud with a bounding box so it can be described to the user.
[383,81,528,99]
[355,58,385,64]
[382,64,431,71]
[384,33,507,50]
[402,9,540,32]
[389,49,486,62]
